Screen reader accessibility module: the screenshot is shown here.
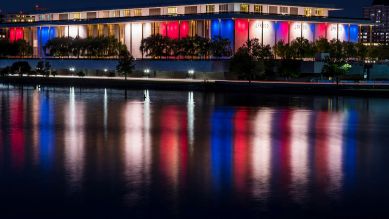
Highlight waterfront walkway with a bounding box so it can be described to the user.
[2,75,389,96]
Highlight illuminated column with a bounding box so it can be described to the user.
[124,23,131,53]
[349,24,359,43]
[315,23,327,41]
[131,23,143,58]
[235,19,249,51]
[327,23,338,41]
[276,21,289,44]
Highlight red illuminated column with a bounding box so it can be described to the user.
[235,19,249,52]
[180,21,189,39]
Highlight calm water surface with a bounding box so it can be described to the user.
[0,86,389,218]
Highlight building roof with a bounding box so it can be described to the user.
[24,1,339,15]
[0,12,371,28]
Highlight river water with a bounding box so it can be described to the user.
[0,86,389,218]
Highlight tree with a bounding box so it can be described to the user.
[36,60,44,75]
[314,38,330,53]
[140,34,169,59]
[45,61,52,77]
[342,41,357,60]
[116,47,134,80]
[329,39,344,61]
[322,57,351,84]
[0,67,10,77]
[11,61,31,76]
[290,37,314,59]
[193,35,211,59]
[273,40,292,59]
[229,39,272,81]
[210,36,232,58]
[14,40,33,57]
[249,38,273,60]
[355,43,367,61]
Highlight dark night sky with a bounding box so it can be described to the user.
[0,0,374,18]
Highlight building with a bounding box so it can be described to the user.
[362,0,389,45]
[5,12,35,23]
[0,1,369,58]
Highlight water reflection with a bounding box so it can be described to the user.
[0,88,388,217]
[64,87,85,190]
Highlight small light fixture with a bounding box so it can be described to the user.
[144,69,150,74]
[104,68,108,72]
[69,67,75,72]
[188,69,195,75]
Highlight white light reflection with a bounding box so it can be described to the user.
[104,89,108,138]
[290,110,310,202]
[327,112,344,197]
[64,87,85,190]
[32,90,40,165]
[144,90,150,103]
[251,109,273,201]
[187,91,194,152]
[123,101,151,205]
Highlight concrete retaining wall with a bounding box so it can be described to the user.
[0,59,229,80]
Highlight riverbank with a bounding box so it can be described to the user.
[2,75,389,97]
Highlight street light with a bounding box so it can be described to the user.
[144,69,150,77]
[188,69,195,79]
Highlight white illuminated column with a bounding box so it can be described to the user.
[251,109,273,201]
[337,24,347,42]
[327,24,339,41]
[249,20,275,46]
[290,22,302,41]
[124,23,132,53]
[143,22,152,39]
[65,25,87,38]
[131,23,143,58]
[302,23,314,42]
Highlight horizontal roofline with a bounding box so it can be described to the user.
[0,12,371,28]
[15,1,340,15]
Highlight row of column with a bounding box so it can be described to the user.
[5,19,362,58]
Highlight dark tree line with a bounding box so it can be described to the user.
[45,36,126,58]
[0,39,32,57]
[140,34,232,59]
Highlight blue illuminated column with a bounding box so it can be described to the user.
[38,26,56,57]
[211,19,221,39]
[349,24,359,43]
[220,19,234,46]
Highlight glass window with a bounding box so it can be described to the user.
[123,9,131,17]
[167,7,177,15]
[315,9,323,16]
[280,7,288,14]
[149,8,161,16]
[269,6,278,14]
[134,9,142,16]
[304,8,312,17]
[206,5,215,13]
[254,5,263,13]
[113,10,120,17]
[73,13,81,19]
[59,13,69,20]
[240,4,249,13]
[185,6,197,14]
[290,7,298,15]
[219,4,229,12]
